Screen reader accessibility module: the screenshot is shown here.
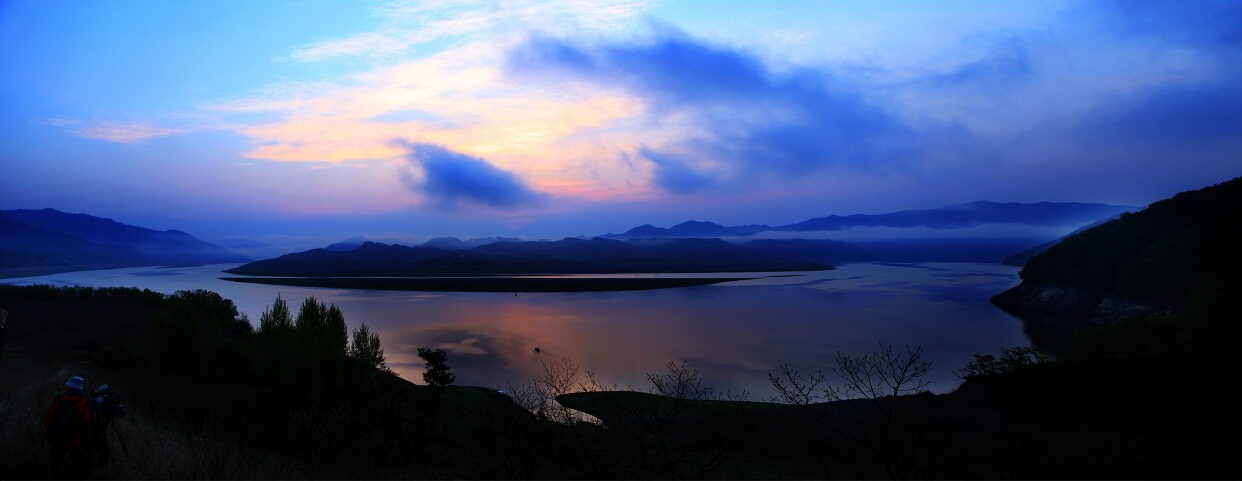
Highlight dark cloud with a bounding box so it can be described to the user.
[1077,81,1242,145]
[1107,0,1242,50]
[929,42,1033,87]
[638,146,716,194]
[395,140,547,211]
[509,31,917,193]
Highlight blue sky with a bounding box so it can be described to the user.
[2,0,1239,252]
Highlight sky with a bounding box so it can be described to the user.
[2,0,1240,253]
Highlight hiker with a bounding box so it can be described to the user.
[90,384,126,467]
[1,307,7,371]
[43,375,95,478]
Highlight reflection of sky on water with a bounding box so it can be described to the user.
[3,262,1027,397]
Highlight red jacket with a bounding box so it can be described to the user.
[43,392,94,446]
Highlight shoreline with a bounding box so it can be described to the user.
[219,275,756,292]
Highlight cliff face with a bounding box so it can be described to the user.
[991,177,1241,349]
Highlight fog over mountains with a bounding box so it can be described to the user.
[1,200,1135,278]
[229,200,1135,277]
[603,200,1134,239]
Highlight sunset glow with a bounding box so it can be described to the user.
[3,0,1238,245]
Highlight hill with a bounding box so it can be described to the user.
[774,200,1133,232]
[0,208,249,277]
[5,276,1237,478]
[224,237,828,279]
[992,177,1241,337]
[599,201,1135,264]
[602,220,771,239]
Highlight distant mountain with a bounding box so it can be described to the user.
[326,236,371,252]
[0,208,249,277]
[225,242,461,276]
[603,221,771,239]
[604,201,1133,239]
[225,237,828,277]
[597,201,1135,263]
[774,200,1134,232]
[420,236,521,251]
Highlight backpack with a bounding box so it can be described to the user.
[45,394,87,446]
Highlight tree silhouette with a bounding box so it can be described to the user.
[417,348,455,387]
[348,323,388,372]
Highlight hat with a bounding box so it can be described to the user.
[97,384,110,393]
[65,376,84,390]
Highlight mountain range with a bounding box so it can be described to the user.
[224,237,828,277]
[1,199,1136,278]
[0,208,249,277]
[603,200,1134,239]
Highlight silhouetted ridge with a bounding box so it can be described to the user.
[776,200,1134,231]
[326,236,370,252]
[604,221,773,239]
[0,208,249,276]
[992,177,1242,330]
[225,237,827,277]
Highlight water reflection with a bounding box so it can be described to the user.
[3,262,1028,397]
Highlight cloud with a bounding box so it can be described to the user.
[1077,81,1242,145]
[286,0,652,63]
[508,30,918,193]
[397,140,547,210]
[43,118,189,143]
[1106,0,1242,50]
[927,41,1033,88]
[636,146,716,194]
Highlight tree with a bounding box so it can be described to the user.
[954,346,1050,379]
[417,348,455,388]
[348,323,388,372]
[257,294,293,337]
[768,343,935,478]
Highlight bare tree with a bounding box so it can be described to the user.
[769,343,934,478]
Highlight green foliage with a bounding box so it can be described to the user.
[347,322,388,372]
[955,346,1051,379]
[1021,177,1241,303]
[417,347,455,388]
[257,294,293,337]
[250,295,365,402]
[1,283,172,306]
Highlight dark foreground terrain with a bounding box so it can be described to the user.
[1,178,1238,479]
[0,280,1236,479]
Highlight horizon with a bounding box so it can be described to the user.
[3,1,1239,251]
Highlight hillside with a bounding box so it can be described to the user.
[0,208,249,277]
[598,200,1135,264]
[224,237,828,278]
[4,277,1238,479]
[992,177,1241,335]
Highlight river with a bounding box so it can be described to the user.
[2,262,1029,398]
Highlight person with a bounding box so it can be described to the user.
[43,375,94,478]
[1,307,7,372]
[90,384,126,467]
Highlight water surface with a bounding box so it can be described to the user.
[3,262,1028,397]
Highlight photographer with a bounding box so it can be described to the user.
[90,384,126,467]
